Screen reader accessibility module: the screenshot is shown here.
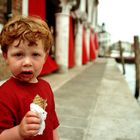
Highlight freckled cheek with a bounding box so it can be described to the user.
[9,63,21,75]
[34,61,45,71]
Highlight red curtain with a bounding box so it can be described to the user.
[28,0,59,75]
[39,56,58,76]
[82,27,88,64]
[68,16,75,68]
[28,0,46,20]
[94,33,99,50]
[89,31,96,61]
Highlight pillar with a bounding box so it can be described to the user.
[22,0,28,16]
[55,13,70,72]
[75,22,83,66]
[85,27,90,60]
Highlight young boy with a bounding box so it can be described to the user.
[0,15,60,140]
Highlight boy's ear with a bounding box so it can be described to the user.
[2,53,9,65]
[3,53,7,59]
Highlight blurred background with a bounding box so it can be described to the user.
[0,0,140,96]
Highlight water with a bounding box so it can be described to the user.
[117,63,140,103]
[117,63,135,94]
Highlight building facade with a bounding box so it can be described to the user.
[0,0,99,80]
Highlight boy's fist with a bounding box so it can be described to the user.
[18,111,41,139]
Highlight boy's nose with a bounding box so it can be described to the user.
[23,57,32,66]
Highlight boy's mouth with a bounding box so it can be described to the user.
[20,71,34,78]
[15,70,34,82]
[21,71,33,75]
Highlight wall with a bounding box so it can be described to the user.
[0,54,11,80]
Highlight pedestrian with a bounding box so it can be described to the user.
[0,15,60,140]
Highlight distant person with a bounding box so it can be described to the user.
[0,15,60,140]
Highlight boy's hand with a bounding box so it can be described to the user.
[18,111,41,139]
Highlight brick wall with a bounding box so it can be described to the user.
[0,0,22,81]
[0,54,11,81]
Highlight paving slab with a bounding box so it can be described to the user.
[1,58,140,140]
[47,58,140,140]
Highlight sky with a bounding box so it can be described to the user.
[98,0,140,43]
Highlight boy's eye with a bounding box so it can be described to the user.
[32,53,40,56]
[15,53,23,57]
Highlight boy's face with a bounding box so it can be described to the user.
[4,39,47,83]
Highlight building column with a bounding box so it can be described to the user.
[75,22,83,66]
[55,13,70,72]
[85,26,90,60]
[22,0,28,16]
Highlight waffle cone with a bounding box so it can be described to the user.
[33,94,47,110]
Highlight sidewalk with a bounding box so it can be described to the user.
[44,58,140,140]
[0,58,140,140]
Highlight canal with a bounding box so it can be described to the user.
[117,63,140,103]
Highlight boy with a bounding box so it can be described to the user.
[0,15,60,140]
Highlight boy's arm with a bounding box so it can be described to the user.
[0,125,23,140]
[0,111,40,140]
[53,128,60,140]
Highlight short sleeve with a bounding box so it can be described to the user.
[52,110,59,129]
[47,84,59,129]
[0,93,15,133]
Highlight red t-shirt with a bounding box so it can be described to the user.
[0,77,59,140]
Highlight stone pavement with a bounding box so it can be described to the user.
[0,58,140,140]
[44,58,140,140]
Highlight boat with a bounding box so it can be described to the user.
[110,50,135,63]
